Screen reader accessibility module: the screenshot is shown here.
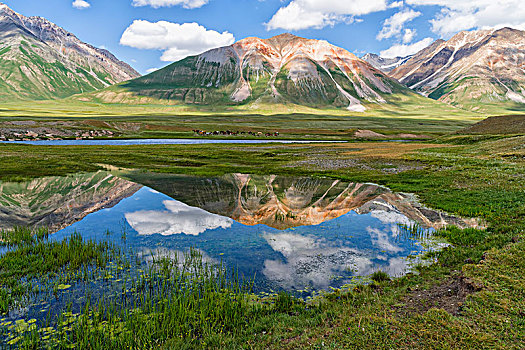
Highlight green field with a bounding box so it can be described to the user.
[0,95,487,142]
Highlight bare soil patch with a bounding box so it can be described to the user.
[395,274,482,316]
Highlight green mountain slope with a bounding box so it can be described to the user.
[0,3,139,101]
[86,34,453,114]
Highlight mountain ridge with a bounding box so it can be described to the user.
[0,2,140,100]
[390,27,525,113]
[361,53,413,73]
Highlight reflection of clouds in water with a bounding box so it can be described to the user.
[125,200,233,236]
[140,247,216,263]
[367,226,403,253]
[370,209,413,237]
[370,209,411,226]
[383,257,410,277]
[262,233,373,289]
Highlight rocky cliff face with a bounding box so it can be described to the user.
[0,2,140,100]
[390,28,525,112]
[0,172,141,232]
[122,172,481,230]
[105,34,423,112]
[361,53,412,73]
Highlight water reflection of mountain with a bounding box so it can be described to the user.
[0,172,141,232]
[119,172,480,230]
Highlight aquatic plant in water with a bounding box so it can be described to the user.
[2,247,263,349]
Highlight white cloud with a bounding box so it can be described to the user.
[380,37,433,58]
[389,1,404,8]
[377,9,421,41]
[132,0,208,9]
[125,200,233,236]
[146,67,161,73]
[406,0,525,36]
[266,0,388,31]
[402,28,416,43]
[72,0,90,9]
[120,20,235,62]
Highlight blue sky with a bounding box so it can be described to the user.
[3,0,525,74]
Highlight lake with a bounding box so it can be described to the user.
[0,171,480,297]
[0,170,486,326]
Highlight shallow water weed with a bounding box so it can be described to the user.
[8,248,260,349]
[0,227,119,316]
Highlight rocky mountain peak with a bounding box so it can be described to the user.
[115,33,416,111]
[391,27,525,113]
[361,53,413,73]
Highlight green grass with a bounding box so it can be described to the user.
[11,249,256,349]
[0,227,117,315]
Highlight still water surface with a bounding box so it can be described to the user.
[0,171,478,295]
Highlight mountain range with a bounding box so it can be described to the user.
[0,2,524,114]
[389,28,525,113]
[361,53,412,73]
[94,33,432,112]
[0,2,139,100]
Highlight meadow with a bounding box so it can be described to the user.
[0,128,524,348]
[0,96,483,142]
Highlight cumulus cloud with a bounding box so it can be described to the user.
[266,0,388,31]
[389,1,404,8]
[380,37,433,58]
[402,28,416,43]
[125,200,233,236]
[262,233,373,289]
[377,9,421,41]
[120,20,235,62]
[72,0,90,9]
[406,0,525,36]
[132,0,208,9]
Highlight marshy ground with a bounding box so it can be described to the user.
[0,121,524,348]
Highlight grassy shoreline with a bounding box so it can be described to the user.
[0,134,524,348]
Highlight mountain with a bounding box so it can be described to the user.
[117,172,481,230]
[390,28,525,113]
[0,172,141,232]
[361,53,412,73]
[94,34,435,112]
[0,3,139,100]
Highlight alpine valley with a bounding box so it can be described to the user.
[1,1,524,115]
[1,2,525,349]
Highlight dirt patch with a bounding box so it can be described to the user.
[354,129,386,139]
[395,275,482,316]
[397,133,432,139]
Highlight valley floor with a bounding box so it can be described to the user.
[0,131,524,348]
